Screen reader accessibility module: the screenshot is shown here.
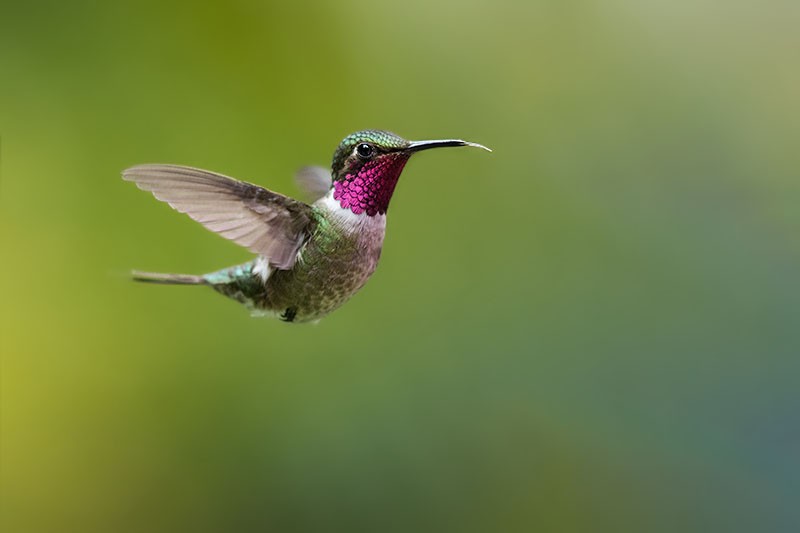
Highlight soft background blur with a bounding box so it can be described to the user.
[1,1,798,531]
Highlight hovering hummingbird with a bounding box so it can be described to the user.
[124,130,490,323]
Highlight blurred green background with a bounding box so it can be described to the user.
[2,1,799,531]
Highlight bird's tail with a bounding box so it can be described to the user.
[131,270,208,285]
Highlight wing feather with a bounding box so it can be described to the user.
[294,166,332,202]
[123,164,316,269]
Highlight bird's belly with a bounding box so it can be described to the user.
[259,232,384,322]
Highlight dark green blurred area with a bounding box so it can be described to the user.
[2,1,799,531]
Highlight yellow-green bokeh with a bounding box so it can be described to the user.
[2,1,798,531]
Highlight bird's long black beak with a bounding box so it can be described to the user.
[405,139,492,153]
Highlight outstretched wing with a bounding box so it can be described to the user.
[294,165,332,203]
[123,164,316,270]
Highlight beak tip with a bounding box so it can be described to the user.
[464,141,492,152]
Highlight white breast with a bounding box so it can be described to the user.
[315,190,387,239]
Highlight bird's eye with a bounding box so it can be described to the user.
[356,143,374,159]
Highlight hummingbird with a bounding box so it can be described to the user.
[124,130,490,323]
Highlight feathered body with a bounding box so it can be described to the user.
[125,130,489,323]
[206,194,386,322]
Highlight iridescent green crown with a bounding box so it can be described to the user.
[331,130,409,174]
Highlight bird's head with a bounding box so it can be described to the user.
[330,130,490,216]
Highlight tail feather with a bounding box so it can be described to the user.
[132,270,207,285]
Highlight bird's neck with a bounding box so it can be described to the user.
[316,191,387,241]
[332,154,409,216]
